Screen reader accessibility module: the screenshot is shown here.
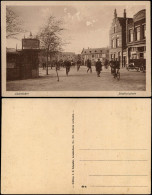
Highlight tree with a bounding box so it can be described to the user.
[6,7,25,39]
[37,16,65,75]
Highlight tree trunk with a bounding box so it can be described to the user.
[50,53,52,69]
[46,48,49,75]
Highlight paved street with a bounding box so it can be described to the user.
[7,66,146,91]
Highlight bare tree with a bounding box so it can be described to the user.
[6,7,25,39]
[37,16,65,75]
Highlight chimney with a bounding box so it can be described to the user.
[114,9,117,18]
[124,9,126,18]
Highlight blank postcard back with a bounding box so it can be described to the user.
[1,98,151,194]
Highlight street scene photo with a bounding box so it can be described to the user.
[5,2,147,91]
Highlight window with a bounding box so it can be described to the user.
[114,24,116,33]
[116,38,119,47]
[92,54,94,58]
[114,27,115,33]
[129,29,133,42]
[132,54,137,59]
[111,40,115,48]
[142,24,146,39]
[135,26,140,41]
[140,53,144,58]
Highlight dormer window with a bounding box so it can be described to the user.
[90,51,91,53]
[95,50,97,52]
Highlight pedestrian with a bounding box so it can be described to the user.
[77,59,81,71]
[42,62,45,69]
[95,58,102,77]
[104,59,108,69]
[87,59,92,73]
[64,59,71,76]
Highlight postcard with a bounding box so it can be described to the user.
[1,1,151,97]
[1,98,151,194]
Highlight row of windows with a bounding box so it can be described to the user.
[111,38,120,48]
[129,24,146,42]
[84,54,102,58]
[84,50,102,54]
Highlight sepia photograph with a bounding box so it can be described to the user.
[1,1,151,96]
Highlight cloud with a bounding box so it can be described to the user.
[75,11,81,21]
[64,8,67,13]
[41,8,52,20]
[86,21,92,26]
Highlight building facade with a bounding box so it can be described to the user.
[126,9,146,63]
[81,47,109,65]
[109,9,130,67]
[109,9,146,68]
[57,52,76,61]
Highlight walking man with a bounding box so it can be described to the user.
[77,59,81,71]
[64,59,71,76]
[95,58,102,77]
[87,59,92,73]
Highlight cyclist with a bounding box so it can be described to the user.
[111,59,120,78]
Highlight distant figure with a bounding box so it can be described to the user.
[104,59,109,69]
[87,59,92,73]
[95,59,102,77]
[42,62,46,69]
[64,59,71,76]
[77,59,81,71]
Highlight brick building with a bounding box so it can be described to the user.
[109,9,132,67]
[81,47,109,65]
[126,9,146,63]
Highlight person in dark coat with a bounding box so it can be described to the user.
[77,59,81,71]
[64,59,71,76]
[111,59,120,77]
[95,59,102,77]
[87,59,92,73]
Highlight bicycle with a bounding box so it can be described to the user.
[115,68,120,80]
[111,67,120,81]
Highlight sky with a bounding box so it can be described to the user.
[7,3,145,54]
